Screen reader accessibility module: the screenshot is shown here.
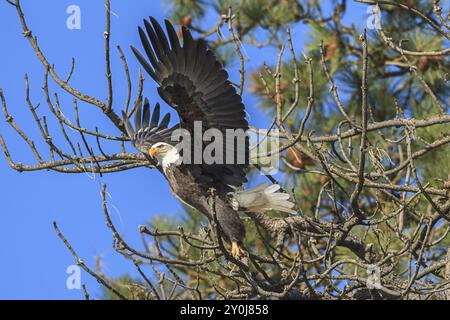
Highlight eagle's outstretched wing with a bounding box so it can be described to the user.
[130,17,248,132]
[131,17,249,190]
[122,98,175,153]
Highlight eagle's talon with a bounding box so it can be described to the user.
[231,241,245,259]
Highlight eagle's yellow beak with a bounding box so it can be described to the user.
[149,146,159,159]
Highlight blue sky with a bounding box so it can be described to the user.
[0,0,368,299]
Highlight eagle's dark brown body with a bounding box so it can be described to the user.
[163,164,245,245]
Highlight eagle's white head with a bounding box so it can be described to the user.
[149,142,181,169]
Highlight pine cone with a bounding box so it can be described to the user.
[286,147,315,169]
[325,36,339,60]
[177,15,192,38]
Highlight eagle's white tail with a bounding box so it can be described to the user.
[232,183,296,214]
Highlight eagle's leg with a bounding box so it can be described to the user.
[231,241,245,259]
[206,188,246,260]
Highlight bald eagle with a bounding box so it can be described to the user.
[123,17,295,258]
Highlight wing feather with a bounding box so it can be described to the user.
[131,17,249,189]
[122,99,176,152]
